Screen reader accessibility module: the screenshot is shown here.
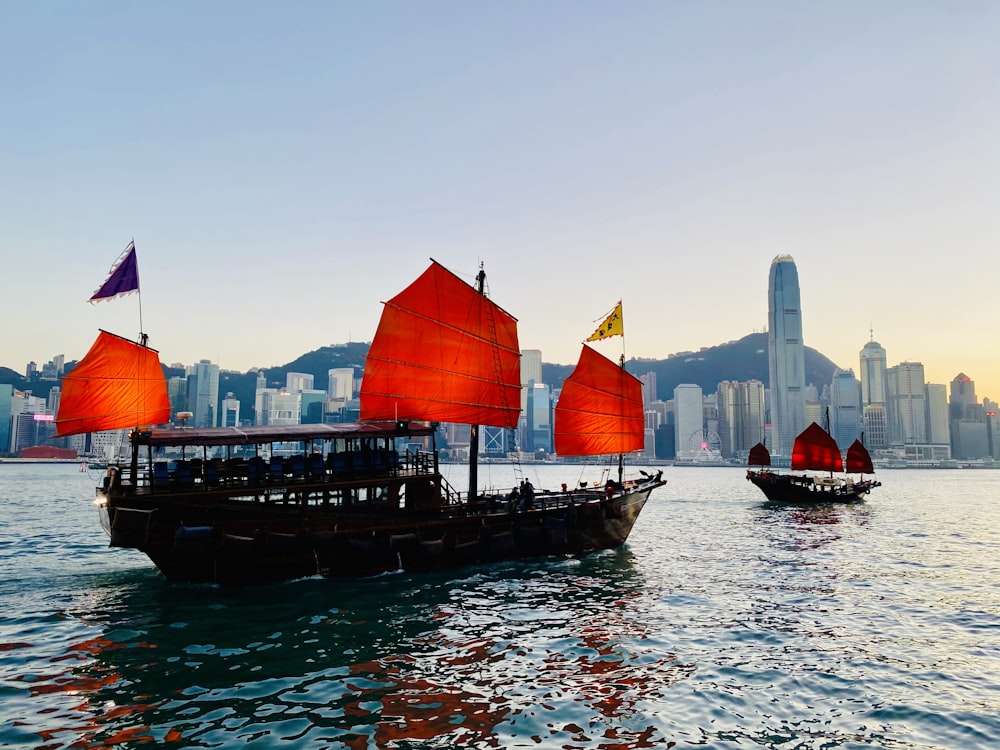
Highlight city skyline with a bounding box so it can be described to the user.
[2,3,997,400]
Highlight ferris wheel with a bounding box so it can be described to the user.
[687,429,722,459]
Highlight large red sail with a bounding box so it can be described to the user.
[790,422,843,472]
[55,330,171,437]
[360,262,521,428]
[845,439,875,474]
[554,345,645,457]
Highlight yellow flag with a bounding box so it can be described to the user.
[586,301,624,341]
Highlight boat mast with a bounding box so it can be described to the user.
[468,264,486,500]
[617,352,625,485]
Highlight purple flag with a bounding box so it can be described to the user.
[89,242,140,303]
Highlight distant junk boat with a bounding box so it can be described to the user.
[57,257,665,584]
[745,420,881,503]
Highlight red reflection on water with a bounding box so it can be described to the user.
[13,634,173,749]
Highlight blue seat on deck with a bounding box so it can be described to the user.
[152,461,170,488]
[289,454,306,480]
[204,460,221,487]
[269,456,285,480]
[248,456,267,484]
[309,453,326,478]
[174,460,193,488]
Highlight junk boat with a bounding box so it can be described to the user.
[746,422,881,503]
[56,260,665,583]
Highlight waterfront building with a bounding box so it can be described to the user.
[187,359,220,428]
[859,337,889,449]
[220,392,241,427]
[674,384,703,459]
[925,384,950,449]
[0,384,13,455]
[717,380,766,458]
[525,382,552,453]
[830,369,862,449]
[299,389,327,424]
[520,349,542,414]
[286,372,314,394]
[167,376,187,419]
[887,362,927,445]
[327,368,354,400]
[767,255,806,456]
[639,371,657,411]
[949,373,989,459]
[255,389,300,427]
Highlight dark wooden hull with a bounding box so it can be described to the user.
[97,478,663,584]
[746,469,879,504]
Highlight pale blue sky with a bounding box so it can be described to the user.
[2,1,998,400]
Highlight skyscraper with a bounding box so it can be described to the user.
[887,362,926,444]
[767,255,806,456]
[188,359,220,428]
[673,383,703,459]
[859,336,889,449]
[830,369,861,449]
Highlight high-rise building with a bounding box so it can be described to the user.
[830,369,861,449]
[286,372,314,393]
[674,384,703,459]
[220,392,241,427]
[525,382,551,453]
[925,383,950,448]
[520,349,542,414]
[767,255,806,456]
[187,360,220,428]
[949,373,988,459]
[167,376,187,419]
[639,371,657,411]
[859,336,889,449]
[717,380,767,458]
[887,362,927,444]
[0,384,13,455]
[327,368,354,400]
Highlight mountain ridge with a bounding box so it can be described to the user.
[3,333,842,413]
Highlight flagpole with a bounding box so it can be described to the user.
[133,237,147,346]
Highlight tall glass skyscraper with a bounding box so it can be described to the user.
[859,337,889,449]
[767,255,806,456]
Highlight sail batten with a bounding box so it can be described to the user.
[55,330,171,437]
[554,345,644,457]
[360,261,521,428]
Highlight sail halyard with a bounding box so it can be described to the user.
[54,330,172,438]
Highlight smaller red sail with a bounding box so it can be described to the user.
[790,422,843,473]
[845,439,875,474]
[554,345,644,457]
[55,330,171,437]
[748,442,771,467]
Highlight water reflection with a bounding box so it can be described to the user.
[10,550,695,748]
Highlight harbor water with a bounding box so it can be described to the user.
[1,462,997,749]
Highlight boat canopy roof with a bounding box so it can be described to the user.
[132,421,435,448]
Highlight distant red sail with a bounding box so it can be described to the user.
[55,330,171,437]
[748,442,771,467]
[554,345,645,457]
[359,261,522,428]
[790,422,843,473]
[845,439,875,474]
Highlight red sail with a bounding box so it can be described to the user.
[55,330,171,437]
[845,439,875,474]
[554,345,645,457]
[790,422,843,472]
[748,442,771,467]
[360,262,522,428]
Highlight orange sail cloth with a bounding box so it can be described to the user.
[55,330,172,437]
[360,261,522,429]
[554,345,645,457]
[790,422,843,473]
[845,439,875,474]
[748,442,771,467]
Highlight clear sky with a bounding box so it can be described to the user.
[2,2,998,402]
